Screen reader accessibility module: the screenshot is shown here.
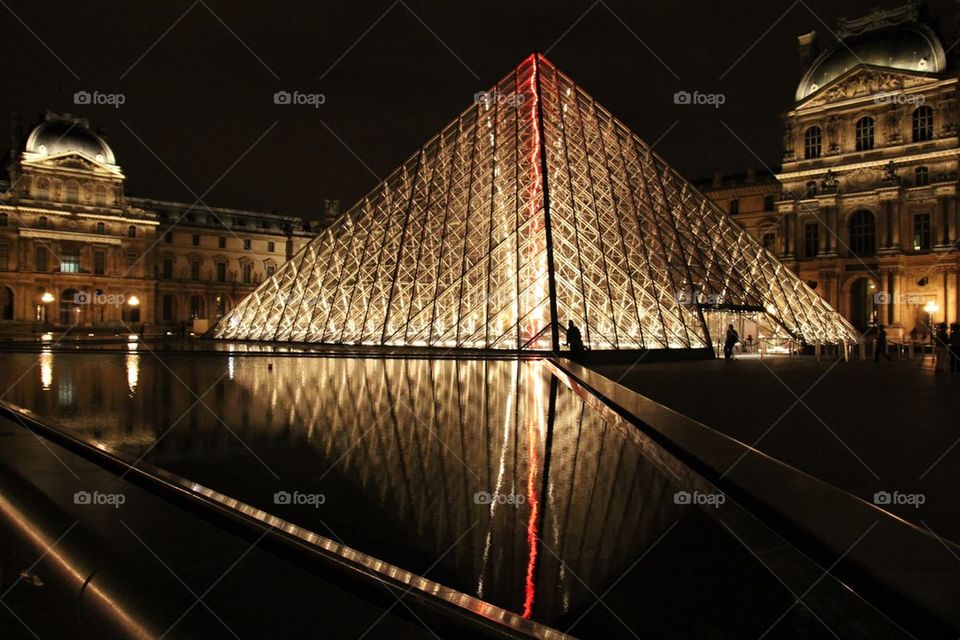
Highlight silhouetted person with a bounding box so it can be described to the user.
[874,324,892,362]
[564,320,584,359]
[950,323,960,374]
[935,323,949,374]
[723,324,738,360]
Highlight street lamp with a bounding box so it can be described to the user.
[127,294,141,327]
[39,292,54,324]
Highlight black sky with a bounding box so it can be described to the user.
[2,1,957,222]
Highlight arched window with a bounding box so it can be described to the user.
[912,106,933,142]
[0,286,13,320]
[729,199,740,215]
[849,210,876,256]
[161,295,177,322]
[804,126,822,159]
[855,117,874,151]
[35,178,49,200]
[189,296,205,319]
[763,195,775,211]
[38,216,48,229]
[128,226,137,238]
[96,222,105,234]
[65,181,79,204]
[915,166,929,186]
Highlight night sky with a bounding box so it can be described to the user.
[2,0,957,223]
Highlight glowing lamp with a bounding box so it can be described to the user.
[41,292,55,303]
[128,295,140,306]
[923,301,940,315]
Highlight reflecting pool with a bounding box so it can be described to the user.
[0,347,807,637]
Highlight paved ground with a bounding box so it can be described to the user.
[591,353,960,545]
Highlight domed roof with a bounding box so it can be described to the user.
[23,114,116,164]
[796,23,945,101]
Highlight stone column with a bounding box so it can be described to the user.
[947,196,957,247]
[886,269,896,325]
[878,203,890,250]
[940,196,950,246]
[818,208,829,254]
[891,198,901,248]
[783,213,794,257]
[826,207,837,254]
[892,268,903,326]
[952,269,960,325]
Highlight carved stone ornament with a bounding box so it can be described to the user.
[845,167,882,190]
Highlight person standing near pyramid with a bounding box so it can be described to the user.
[723,324,739,360]
[564,320,584,359]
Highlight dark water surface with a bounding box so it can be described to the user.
[0,346,812,638]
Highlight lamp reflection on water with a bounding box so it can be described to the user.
[126,354,139,395]
[40,351,53,390]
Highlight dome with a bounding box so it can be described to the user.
[796,24,945,101]
[23,115,116,164]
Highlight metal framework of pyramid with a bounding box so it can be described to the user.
[214,54,858,351]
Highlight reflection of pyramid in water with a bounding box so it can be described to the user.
[215,53,857,350]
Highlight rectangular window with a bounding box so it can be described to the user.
[162,257,174,279]
[242,263,252,284]
[94,251,106,275]
[162,295,175,322]
[804,223,819,258]
[0,244,9,270]
[243,239,251,250]
[216,262,227,283]
[267,241,275,252]
[36,246,48,272]
[192,234,200,246]
[218,236,226,249]
[913,213,931,251]
[126,252,138,268]
[60,249,80,274]
[191,259,201,280]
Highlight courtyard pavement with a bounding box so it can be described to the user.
[591,353,960,546]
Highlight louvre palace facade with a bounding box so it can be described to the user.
[702,1,960,339]
[0,112,310,333]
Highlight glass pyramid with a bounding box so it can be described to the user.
[214,54,858,351]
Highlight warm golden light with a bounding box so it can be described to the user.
[923,300,940,315]
[41,292,55,303]
[127,295,140,306]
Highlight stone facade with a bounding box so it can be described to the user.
[0,112,311,334]
[700,2,960,339]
